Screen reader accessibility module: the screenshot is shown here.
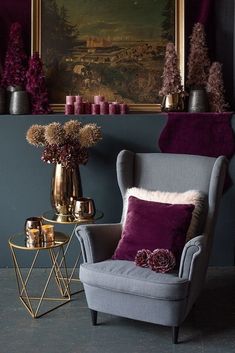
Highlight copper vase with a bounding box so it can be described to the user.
[51,163,82,215]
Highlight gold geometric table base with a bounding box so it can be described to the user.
[42,210,104,296]
[9,233,71,318]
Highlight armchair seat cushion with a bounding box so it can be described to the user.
[80,260,189,301]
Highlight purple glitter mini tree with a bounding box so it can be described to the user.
[26,52,52,114]
[1,22,28,88]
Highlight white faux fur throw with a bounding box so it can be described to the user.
[123,188,206,241]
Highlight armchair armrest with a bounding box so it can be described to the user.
[179,235,210,315]
[178,235,206,280]
[75,223,122,263]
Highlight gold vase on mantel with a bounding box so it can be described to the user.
[161,93,184,112]
[51,163,82,216]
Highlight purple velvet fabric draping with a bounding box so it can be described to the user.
[159,113,235,159]
[197,0,213,24]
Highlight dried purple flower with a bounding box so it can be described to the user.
[1,22,28,88]
[64,120,82,143]
[26,124,46,147]
[147,249,176,273]
[41,144,59,164]
[26,52,52,114]
[76,146,89,165]
[45,122,66,145]
[135,249,152,268]
[79,124,102,148]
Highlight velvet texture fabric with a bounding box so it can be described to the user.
[159,113,235,159]
[112,196,194,262]
[197,0,212,24]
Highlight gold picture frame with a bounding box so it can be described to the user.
[31,0,185,113]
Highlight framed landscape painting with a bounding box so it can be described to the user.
[31,0,184,112]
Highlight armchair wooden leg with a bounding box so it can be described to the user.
[90,309,98,325]
[172,326,179,344]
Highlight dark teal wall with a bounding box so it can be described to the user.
[1,114,235,267]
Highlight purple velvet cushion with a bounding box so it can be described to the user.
[113,196,194,262]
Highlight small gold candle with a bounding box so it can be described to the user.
[42,224,55,243]
[27,228,40,247]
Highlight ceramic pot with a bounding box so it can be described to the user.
[9,90,30,114]
[51,163,82,215]
[0,87,5,114]
[188,89,209,112]
[6,86,22,113]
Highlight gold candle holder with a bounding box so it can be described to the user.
[42,224,55,243]
[26,228,40,247]
[74,198,96,220]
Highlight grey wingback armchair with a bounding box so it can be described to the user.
[76,151,227,344]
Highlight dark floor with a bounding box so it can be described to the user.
[0,267,235,353]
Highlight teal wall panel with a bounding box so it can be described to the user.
[0,114,234,267]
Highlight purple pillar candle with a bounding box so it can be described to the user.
[100,101,109,115]
[66,95,75,105]
[94,95,105,104]
[75,95,83,103]
[74,102,84,114]
[109,103,116,115]
[84,102,92,114]
[92,103,100,115]
[65,104,74,115]
[120,103,129,114]
[114,102,120,114]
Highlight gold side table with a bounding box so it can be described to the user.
[42,210,103,295]
[9,232,70,318]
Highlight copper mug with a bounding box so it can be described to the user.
[24,217,43,244]
[74,198,96,219]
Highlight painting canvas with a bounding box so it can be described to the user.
[32,0,184,111]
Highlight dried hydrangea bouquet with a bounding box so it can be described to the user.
[26,120,102,215]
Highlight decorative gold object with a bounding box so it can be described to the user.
[74,198,96,220]
[42,209,103,224]
[42,224,55,243]
[51,163,82,216]
[42,209,103,295]
[25,217,43,243]
[27,228,41,247]
[161,93,184,112]
[9,232,70,318]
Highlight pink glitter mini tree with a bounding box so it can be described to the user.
[159,42,183,96]
[187,22,210,88]
[26,52,52,114]
[206,62,228,112]
[1,22,28,88]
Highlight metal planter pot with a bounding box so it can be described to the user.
[188,89,209,113]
